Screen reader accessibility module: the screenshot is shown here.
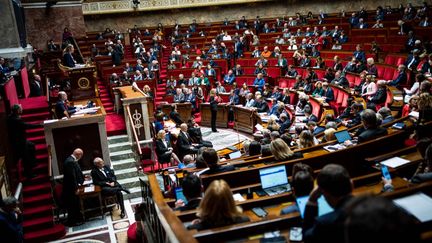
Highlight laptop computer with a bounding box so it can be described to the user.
[259,165,291,196]
[228,150,242,159]
[296,195,334,218]
[334,130,352,144]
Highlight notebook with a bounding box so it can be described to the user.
[296,195,334,218]
[259,165,291,196]
[228,150,242,159]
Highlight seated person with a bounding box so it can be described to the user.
[173,88,185,103]
[248,141,262,156]
[187,118,213,148]
[187,179,250,230]
[302,105,318,123]
[281,168,314,215]
[368,80,387,106]
[357,109,388,143]
[377,107,394,124]
[410,140,432,183]
[177,123,199,159]
[200,148,235,175]
[278,113,292,134]
[253,95,269,113]
[295,93,310,115]
[385,64,407,87]
[321,82,334,103]
[270,138,303,161]
[178,155,196,169]
[341,103,364,128]
[344,196,420,243]
[55,91,76,119]
[308,121,325,135]
[285,65,298,78]
[298,130,318,148]
[174,173,202,211]
[155,130,181,165]
[169,104,183,126]
[331,71,349,89]
[91,158,130,218]
[303,164,353,243]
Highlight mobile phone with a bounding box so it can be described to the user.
[289,227,303,242]
[381,164,391,180]
[252,207,268,217]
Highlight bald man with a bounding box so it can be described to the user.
[29,74,42,97]
[55,91,76,119]
[62,148,85,226]
[177,123,198,160]
[91,157,129,218]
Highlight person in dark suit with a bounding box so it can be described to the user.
[169,104,183,126]
[108,46,122,67]
[29,74,42,97]
[177,123,199,160]
[7,104,42,179]
[253,95,269,113]
[91,158,130,218]
[62,148,85,226]
[303,164,353,243]
[0,196,23,243]
[357,109,388,143]
[187,118,213,148]
[155,130,181,165]
[321,82,335,103]
[302,105,318,123]
[278,113,291,134]
[353,45,366,63]
[199,148,235,175]
[174,173,202,211]
[55,91,76,119]
[386,65,407,87]
[63,44,76,68]
[209,89,219,132]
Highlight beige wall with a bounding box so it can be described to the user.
[84,0,425,32]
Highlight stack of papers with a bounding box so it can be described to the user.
[233,193,246,202]
[380,157,410,168]
[74,106,101,115]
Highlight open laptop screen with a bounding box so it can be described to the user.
[334,130,352,143]
[228,150,242,159]
[259,165,288,189]
[296,195,334,218]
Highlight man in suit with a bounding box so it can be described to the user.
[253,95,269,113]
[302,105,318,123]
[91,158,130,218]
[322,82,335,102]
[177,123,199,159]
[0,196,24,242]
[331,71,350,89]
[62,148,85,226]
[0,57,10,75]
[169,104,183,126]
[227,89,240,122]
[174,173,202,211]
[386,64,407,87]
[108,46,121,67]
[357,109,388,143]
[304,164,354,243]
[7,104,42,179]
[278,113,291,134]
[223,70,236,85]
[29,74,42,97]
[307,121,325,135]
[253,73,265,92]
[353,45,366,63]
[55,91,76,119]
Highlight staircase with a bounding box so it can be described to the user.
[154,44,171,106]
[108,135,142,200]
[20,103,66,242]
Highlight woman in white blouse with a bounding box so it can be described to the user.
[361,75,377,100]
[403,73,425,103]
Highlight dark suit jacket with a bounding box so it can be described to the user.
[304,196,352,243]
[358,127,388,143]
[63,53,75,68]
[169,111,183,125]
[30,80,42,97]
[323,88,334,102]
[55,100,76,119]
[177,131,192,150]
[91,166,117,188]
[7,114,40,146]
[254,101,269,113]
[111,50,122,66]
[209,96,218,111]
[155,139,172,162]
[62,156,84,195]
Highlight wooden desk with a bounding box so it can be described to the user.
[78,185,103,220]
[234,106,258,134]
[161,102,192,123]
[115,86,153,141]
[200,103,229,128]
[44,98,110,177]
[63,66,97,100]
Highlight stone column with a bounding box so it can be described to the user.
[0,0,27,58]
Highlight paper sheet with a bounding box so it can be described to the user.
[84,186,95,193]
[233,193,245,202]
[83,179,93,186]
[409,111,419,119]
[393,192,432,222]
[380,157,411,168]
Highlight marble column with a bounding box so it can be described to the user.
[0,0,27,58]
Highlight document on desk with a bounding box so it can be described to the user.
[74,107,101,115]
[393,192,432,222]
[380,156,410,168]
[84,186,95,193]
[83,179,93,186]
[232,193,246,202]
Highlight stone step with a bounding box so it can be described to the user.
[115,167,139,180]
[108,135,129,144]
[124,186,142,200]
[111,158,136,170]
[117,177,140,190]
[108,142,132,153]
[110,150,135,161]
